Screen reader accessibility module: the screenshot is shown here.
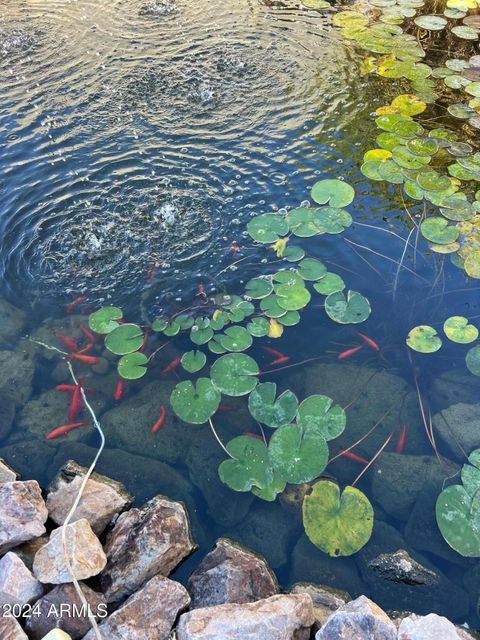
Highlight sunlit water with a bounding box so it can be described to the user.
[1,0,480,629]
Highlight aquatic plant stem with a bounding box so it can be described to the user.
[344,238,429,282]
[258,355,324,376]
[392,225,415,301]
[351,431,393,487]
[208,418,235,459]
[329,406,394,463]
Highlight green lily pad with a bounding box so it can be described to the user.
[325,290,371,324]
[391,93,427,116]
[378,159,406,184]
[260,295,288,318]
[465,250,480,279]
[448,103,475,119]
[210,353,259,396]
[105,323,144,355]
[311,179,355,208]
[298,258,327,281]
[218,326,253,352]
[313,273,345,295]
[151,316,168,332]
[314,207,353,234]
[392,145,429,169]
[361,160,384,181]
[219,436,273,492]
[190,323,214,345]
[393,120,425,138]
[170,378,221,424]
[297,395,346,441]
[417,171,452,192]
[248,382,298,428]
[210,312,229,331]
[181,350,207,373]
[118,352,148,380]
[283,245,306,262]
[246,317,270,337]
[89,307,123,334]
[245,278,273,299]
[247,214,289,244]
[275,277,311,311]
[175,314,195,330]
[466,345,480,375]
[406,325,442,353]
[278,310,301,326]
[252,470,287,502]
[376,113,411,132]
[377,132,403,150]
[444,316,479,344]
[287,207,323,238]
[268,423,329,484]
[302,0,331,8]
[406,138,439,157]
[303,481,374,557]
[420,218,460,244]
[163,320,181,337]
[414,14,447,29]
[452,25,479,39]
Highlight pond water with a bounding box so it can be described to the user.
[1,0,480,629]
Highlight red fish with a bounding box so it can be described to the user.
[163,356,181,374]
[338,450,369,465]
[69,353,100,366]
[269,356,291,366]
[53,332,79,353]
[65,296,87,314]
[217,404,235,413]
[46,421,88,440]
[151,406,167,433]
[337,344,364,360]
[114,379,125,401]
[262,346,287,359]
[242,432,264,441]
[55,384,77,392]
[394,425,408,454]
[357,332,380,352]
[79,324,96,344]
[76,343,94,355]
[68,385,83,422]
[139,329,150,354]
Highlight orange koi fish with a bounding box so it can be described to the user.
[269,356,291,366]
[262,346,287,359]
[46,421,88,440]
[394,425,408,454]
[53,332,79,353]
[338,450,369,465]
[151,406,167,433]
[217,404,235,413]
[69,353,100,366]
[163,356,181,374]
[65,296,87,314]
[68,385,83,422]
[79,324,96,344]
[114,379,125,401]
[337,344,364,360]
[357,332,380,352]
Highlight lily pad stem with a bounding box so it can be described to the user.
[209,418,236,459]
[351,431,393,487]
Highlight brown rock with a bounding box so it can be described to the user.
[176,593,314,640]
[316,595,397,640]
[83,575,190,640]
[289,582,351,630]
[46,460,133,535]
[0,616,28,639]
[25,583,107,640]
[0,458,18,483]
[33,519,107,584]
[13,536,49,571]
[101,495,196,603]
[0,552,44,607]
[188,538,278,609]
[0,481,48,553]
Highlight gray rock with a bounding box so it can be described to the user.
[188,538,278,608]
[83,575,190,640]
[430,370,480,410]
[0,552,44,606]
[33,519,107,584]
[0,350,34,407]
[316,595,397,640]
[289,583,351,630]
[368,550,438,586]
[398,613,463,639]
[0,393,15,441]
[0,299,27,348]
[0,458,18,483]
[177,593,314,640]
[46,460,133,535]
[0,481,48,553]
[0,616,28,639]
[25,583,106,640]
[432,403,480,458]
[101,494,196,603]
[0,439,54,485]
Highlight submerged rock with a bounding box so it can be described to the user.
[0,616,28,639]
[368,550,438,586]
[316,595,396,640]
[430,370,480,410]
[289,583,351,630]
[0,552,44,606]
[0,439,54,485]
[101,494,196,603]
[0,392,15,441]
[0,457,18,483]
[46,460,133,535]
[0,298,27,348]
[432,403,480,458]
[188,538,278,608]
[398,613,464,639]
[0,480,48,553]
[0,350,34,407]
[176,593,314,640]
[33,519,107,584]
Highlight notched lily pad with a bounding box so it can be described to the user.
[118,352,148,380]
[325,290,371,324]
[210,353,259,396]
[444,316,479,344]
[89,306,123,334]
[406,325,442,353]
[311,179,355,208]
[170,378,221,424]
[248,382,298,428]
[105,323,144,356]
[219,436,273,492]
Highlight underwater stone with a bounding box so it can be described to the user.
[0,552,44,607]
[368,549,438,586]
[316,595,396,640]
[289,583,351,631]
[100,494,196,603]
[0,457,18,483]
[398,613,464,639]
[0,616,28,639]
[176,593,314,640]
[432,403,480,458]
[25,583,106,640]
[0,480,48,553]
[83,575,189,640]
[0,439,54,485]
[430,370,480,411]
[0,350,34,407]
[0,298,27,348]
[187,537,278,608]
[33,519,107,584]
[0,392,15,441]
[46,460,133,535]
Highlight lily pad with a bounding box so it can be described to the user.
[287,207,323,238]
[297,395,346,441]
[190,323,214,346]
[406,325,442,353]
[252,471,287,502]
[275,280,311,311]
[452,25,479,39]
[170,378,221,424]
[415,14,447,30]
[444,316,479,344]
[89,307,123,334]
[219,436,273,492]
[245,278,273,299]
[218,326,253,352]
[298,258,327,281]
[465,250,480,278]
[420,218,460,244]
[283,245,306,262]
[268,423,329,484]
[303,481,374,557]
[466,345,480,375]
[314,207,353,234]
[163,320,181,337]
[181,350,207,373]
[246,317,270,337]
[151,316,168,332]
[313,273,346,295]
[248,382,298,428]
[391,93,427,116]
[311,179,355,208]
[105,323,144,355]
[247,214,289,244]
[417,171,452,192]
[302,0,331,8]
[118,352,148,380]
[260,295,288,318]
[210,353,259,396]
[325,290,371,324]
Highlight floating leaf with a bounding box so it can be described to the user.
[163,320,181,337]
[89,307,123,334]
[260,295,288,318]
[219,436,273,492]
[313,207,353,234]
[275,275,312,311]
[252,471,287,502]
[444,316,479,344]
[247,214,289,243]
[287,208,323,238]
[283,245,306,262]
[466,345,480,375]
[391,93,427,116]
[302,0,331,7]
[313,273,346,295]
[406,325,442,353]
[268,318,284,338]
[218,326,253,352]
[210,353,259,396]
[297,395,346,441]
[248,382,298,428]
[118,352,148,380]
[268,423,329,484]
[414,15,447,30]
[298,258,327,280]
[311,179,355,208]
[303,481,374,557]
[417,171,452,192]
[407,137,439,156]
[325,290,371,324]
[465,250,480,278]
[452,25,479,39]
[105,323,144,356]
[247,317,270,337]
[190,323,214,345]
[181,350,207,373]
[245,278,273,300]
[170,378,221,424]
[420,218,460,244]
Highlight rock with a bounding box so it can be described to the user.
[398,613,463,639]
[0,616,28,639]
[0,393,15,441]
[0,552,44,607]
[83,575,190,640]
[224,500,300,569]
[101,495,196,603]
[33,519,107,584]
[289,583,351,630]
[46,460,133,535]
[368,550,438,586]
[25,583,106,640]
[0,481,48,553]
[432,403,480,458]
[371,453,458,520]
[316,595,397,640]
[176,593,314,640]
[188,538,278,608]
[0,458,18,483]
[430,370,480,410]
[14,536,49,571]
[40,631,73,640]
[0,299,27,347]
[0,439,55,485]
[291,534,364,597]
[0,350,34,407]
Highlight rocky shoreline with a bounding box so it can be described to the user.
[0,456,477,640]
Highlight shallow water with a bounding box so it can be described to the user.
[1,0,480,629]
